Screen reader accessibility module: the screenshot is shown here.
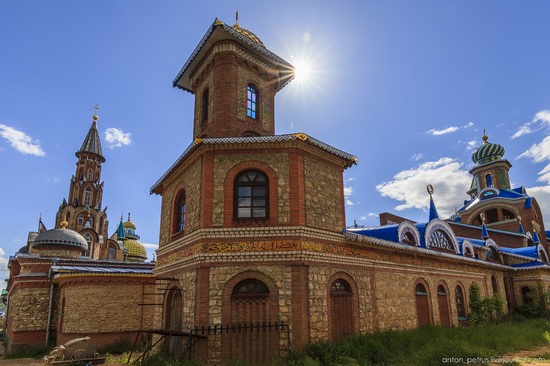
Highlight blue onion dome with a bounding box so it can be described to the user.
[471,132,505,165]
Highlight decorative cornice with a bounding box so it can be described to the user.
[150,134,357,194]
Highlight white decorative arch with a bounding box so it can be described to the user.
[425,219,460,254]
[484,239,501,262]
[538,244,549,262]
[398,221,421,246]
[461,239,475,258]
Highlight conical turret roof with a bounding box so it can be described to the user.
[77,115,105,162]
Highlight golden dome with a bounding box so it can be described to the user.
[123,221,136,230]
[232,24,264,47]
[125,239,147,260]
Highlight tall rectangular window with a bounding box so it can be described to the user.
[247,85,258,119]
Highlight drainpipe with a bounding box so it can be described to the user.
[45,261,57,347]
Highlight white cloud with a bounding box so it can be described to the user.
[464,122,475,128]
[518,136,550,184]
[411,153,424,161]
[376,158,471,218]
[46,176,60,183]
[518,136,550,164]
[0,124,45,156]
[344,186,353,197]
[524,186,550,228]
[428,126,459,136]
[360,213,379,220]
[0,247,9,287]
[466,139,478,151]
[344,186,354,206]
[142,243,159,249]
[512,109,550,139]
[104,127,132,148]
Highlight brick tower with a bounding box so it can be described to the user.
[152,17,356,363]
[55,110,109,258]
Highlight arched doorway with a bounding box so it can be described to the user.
[329,279,355,340]
[437,285,451,327]
[415,283,431,327]
[224,279,277,364]
[165,288,182,356]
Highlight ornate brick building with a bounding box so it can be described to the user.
[5,114,155,353]
[151,17,550,364]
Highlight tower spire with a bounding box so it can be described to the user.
[427,184,439,221]
[77,105,105,162]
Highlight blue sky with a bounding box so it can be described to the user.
[2,1,550,285]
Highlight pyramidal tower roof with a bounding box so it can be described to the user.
[77,112,105,162]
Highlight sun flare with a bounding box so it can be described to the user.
[293,60,313,84]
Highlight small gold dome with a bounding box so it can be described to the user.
[232,24,264,47]
[123,221,136,230]
[125,239,147,261]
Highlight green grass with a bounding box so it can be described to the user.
[293,317,549,366]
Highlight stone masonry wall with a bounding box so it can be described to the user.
[60,281,155,333]
[9,287,50,331]
[159,159,202,246]
[304,156,343,232]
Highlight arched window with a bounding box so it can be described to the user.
[173,191,186,234]
[83,233,93,257]
[77,213,85,226]
[329,279,355,340]
[87,169,93,181]
[485,174,493,188]
[437,285,451,327]
[84,187,92,206]
[415,283,431,327]
[246,84,258,119]
[232,279,269,298]
[403,232,416,245]
[502,209,515,221]
[521,287,533,305]
[234,170,268,219]
[108,245,116,260]
[202,88,209,124]
[486,247,500,263]
[491,275,499,295]
[429,230,455,252]
[455,285,467,324]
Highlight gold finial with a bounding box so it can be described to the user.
[93,104,100,121]
[236,9,239,25]
[482,129,488,144]
[427,184,434,196]
[60,220,68,229]
[480,212,486,223]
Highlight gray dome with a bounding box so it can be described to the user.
[32,228,88,250]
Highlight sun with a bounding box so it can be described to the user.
[293,60,313,84]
